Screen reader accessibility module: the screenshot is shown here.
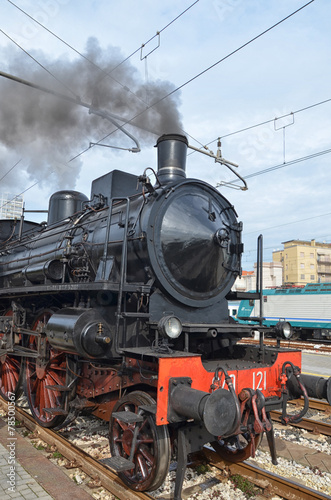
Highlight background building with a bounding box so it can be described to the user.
[232,262,282,293]
[0,193,23,220]
[273,239,331,285]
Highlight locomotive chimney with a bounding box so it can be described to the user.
[156,134,188,184]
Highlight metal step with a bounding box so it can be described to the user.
[112,411,144,424]
[100,456,134,472]
[139,404,157,415]
[0,348,39,358]
[45,385,70,392]
[14,348,39,358]
[120,312,150,318]
[43,408,68,416]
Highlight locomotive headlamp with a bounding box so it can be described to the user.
[275,321,293,339]
[158,316,182,339]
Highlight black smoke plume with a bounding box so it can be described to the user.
[0,37,183,190]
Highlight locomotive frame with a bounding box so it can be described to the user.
[1,134,331,499]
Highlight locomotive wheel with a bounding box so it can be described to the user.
[0,310,24,401]
[212,432,262,462]
[24,310,68,428]
[109,391,171,492]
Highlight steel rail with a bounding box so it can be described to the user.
[0,400,151,500]
[270,410,331,436]
[0,401,242,500]
[270,397,331,436]
[289,397,331,413]
[238,338,331,353]
[2,397,330,499]
[203,446,331,500]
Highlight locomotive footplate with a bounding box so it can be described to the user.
[176,322,268,335]
[122,346,201,358]
[0,281,152,297]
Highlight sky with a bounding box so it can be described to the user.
[0,0,330,270]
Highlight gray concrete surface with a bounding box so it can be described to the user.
[302,352,331,378]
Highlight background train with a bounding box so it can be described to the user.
[237,283,331,341]
[1,134,331,499]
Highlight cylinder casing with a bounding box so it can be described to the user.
[45,308,112,359]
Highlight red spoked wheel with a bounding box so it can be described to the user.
[24,310,68,428]
[212,432,262,462]
[109,391,171,492]
[0,310,24,401]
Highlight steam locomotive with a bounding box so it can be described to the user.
[1,134,330,499]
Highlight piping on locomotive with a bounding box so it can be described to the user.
[0,134,330,499]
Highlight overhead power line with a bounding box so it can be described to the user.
[0,28,78,98]
[5,0,145,105]
[0,157,77,212]
[188,97,331,156]
[219,147,331,188]
[0,180,39,212]
[245,211,331,236]
[74,0,316,161]
[1,0,317,200]
[0,158,21,183]
[142,0,316,108]
[5,0,316,166]
[245,148,331,179]
[95,0,201,75]
[221,97,331,140]
[7,0,201,105]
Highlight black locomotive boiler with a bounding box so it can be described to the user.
[0,134,330,499]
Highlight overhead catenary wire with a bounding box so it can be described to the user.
[4,18,328,166]
[7,0,200,72]
[0,0,318,204]
[243,233,331,263]
[244,148,331,179]
[136,1,316,111]
[6,0,201,106]
[0,158,21,183]
[245,211,331,236]
[188,96,331,155]
[4,0,206,154]
[5,0,146,106]
[0,181,40,213]
[218,147,331,188]
[71,0,316,161]
[3,0,316,165]
[5,128,329,214]
[0,28,78,99]
[0,156,79,212]
[88,0,201,85]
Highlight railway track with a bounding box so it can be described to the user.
[270,411,331,436]
[0,398,151,500]
[238,338,331,353]
[203,446,331,500]
[1,397,330,500]
[270,398,331,436]
[297,397,331,413]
